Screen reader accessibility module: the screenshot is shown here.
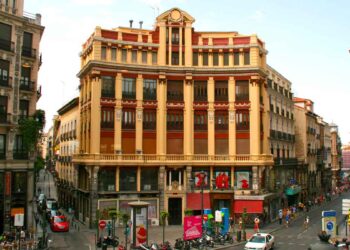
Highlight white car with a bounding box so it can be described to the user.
[244,233,275,250]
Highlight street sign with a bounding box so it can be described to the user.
[99,220,106,229]
[14,214,24,227]
[322,210,337,237]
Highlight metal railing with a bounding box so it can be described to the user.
[19,80,35,91]
[21,47,36,58]
[0,77,12,87]
[73,153,274,165]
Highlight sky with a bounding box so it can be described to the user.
[25,0,350,144]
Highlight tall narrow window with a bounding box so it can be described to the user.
[143,79,157,100]
[121,49,127,62]
[143,110,156,130]
[215,111,228,130]
[193,52,198,66]
[13,135,26,159]
[142,51,147,63]
[0,95,8,123]
[172,52,179,65]
[152,51,157,64]
[122,78,136,99]
[194,111,207,131]
[172,28,179,44]
[22,32,33,57]
[101,76,115,98]
[0,59,10,86]
[101,108,114,129]
[244,51,250,65]
[111,47,117,61]
[215,81,228,101]
[236,111,250,130]
[213,52,219,66]
[101,46,107,60]
[194,81,207,101]
[0,22,12,51]
[19,100,29,120]
[20,66,31,90]
[202,53,208,66]
[167,80,183,101]
[122,109,135,129]
[0,134,6,159]
[131,50,137,63]
[235,80,249,101]
[234,52,239,65]
[223,52,229,66]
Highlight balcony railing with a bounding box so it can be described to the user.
[167,92,183,102]
[194,95,207,102]
[215,95,228,102]
[143,92,157,101]
[143,122,156,130]
[0,39,14,52]
[122,91,136,100]
[19,80,35,91]
[13,150,28,160]
[21,47,36,58]
[0,77,12,88]
[101,121,114,129]
[101,90,115,98]
[0,113,11,124]
[73,154,274,166]
[194,124,208,131]
[235,94,249,102]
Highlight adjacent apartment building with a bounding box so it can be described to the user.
[0,0,44,233]
[72,7,275,227]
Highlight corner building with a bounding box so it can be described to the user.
[74,8,274,227]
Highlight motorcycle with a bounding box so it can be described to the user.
[96,236,119,247]
[140,242,160,250]
[160,241,172,250]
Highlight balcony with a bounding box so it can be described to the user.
[72,154,274,166]
[21,47,36,58]
[101,121,114,129]
[13,150,28,160]
[167,92,183,102]
[215,95,228,102]
[143,122,156,130]
[19,80,35,91]
[0,39,14,52]
[0,77,12,88]
[101,90,115,98]
[0,113,12,124]
[235,94,249,102]
[143,92,157,101]
[122,91,136,100]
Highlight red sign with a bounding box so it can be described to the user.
[203,214,208,221]
[99,220,106,229]
[5,172,11,196]
[183,215,202,240]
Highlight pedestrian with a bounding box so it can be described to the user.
[254,217,260,233]
[278,209,283,225]
[20,228,25,241]
[107,221,112,236]
[285,214,290,228]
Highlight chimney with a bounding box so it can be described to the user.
[129,20,133,28]
[139,21,143,29]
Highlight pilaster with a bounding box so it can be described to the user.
[249,77,261,155]
[136,75,143,153]
[184,22,193,67]
[90,76,101,154]
[157,77,167,155]
[183,78,193,155]
[228,76,236,155]
[114,73,122,153]
[207,77,215,156]
[158,21,166,65]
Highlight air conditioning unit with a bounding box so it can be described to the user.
[151,218,159,226]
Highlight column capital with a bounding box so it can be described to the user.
[250,76,266,86]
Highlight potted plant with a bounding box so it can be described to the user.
[317,230,331,242]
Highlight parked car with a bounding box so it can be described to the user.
[50,215,69,232]
[244,233,275,250]
[46,199,59,220]
[47,209,61,222]
[37,193,46,205]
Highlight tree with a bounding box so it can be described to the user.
[160,210,169,244]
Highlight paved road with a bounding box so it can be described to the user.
[229,193,349,249]
[37,169,94,250]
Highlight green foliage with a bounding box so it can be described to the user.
[34,156,45,172]
[184,209,193,216]
[160,210,169,225]
[18,110,45,152]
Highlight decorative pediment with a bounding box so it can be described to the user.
[156,7,195,24]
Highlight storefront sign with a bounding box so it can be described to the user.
[184,215,202,240]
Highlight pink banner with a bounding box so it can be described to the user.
[183,215,202,240]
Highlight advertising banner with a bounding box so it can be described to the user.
[183,215,202,240]
[131,207,148,246]
[236,171,250,189]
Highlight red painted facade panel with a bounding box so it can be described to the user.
[215,133,228,139]
[192,32,200,45]
[234,200,263,213]
[236,133,250,139]
[122,131,136,138]
[233,37,250,45]
[142,35,148,43]
[143,132,156,138]
[186,193,211,210]
[202,38,208,45]
[101,131,114,137]
[122,33,138,42]
[151,28,159,44]
[194,132,207,139]
[101,30,117,40]
[167,132,184,139]
[213,38,228,46]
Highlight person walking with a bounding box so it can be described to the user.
[254,217,260,233]
[304,216,310,230]
[285,213,290,228]
[278,209,283,225]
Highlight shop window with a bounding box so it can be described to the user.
[234,169,252,189]
[12,172,26,193]
[141,168,158,191]
[213,168,231,190]
[98,168,116,191]
[119,167,137,191]
[191,169,210,190]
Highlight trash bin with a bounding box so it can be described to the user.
[236,230,241,242]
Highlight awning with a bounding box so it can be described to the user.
[234,200,263,214]
[186,193,211,210]
[11,207,24,216]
